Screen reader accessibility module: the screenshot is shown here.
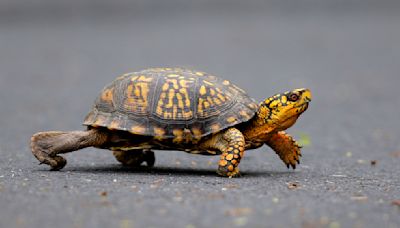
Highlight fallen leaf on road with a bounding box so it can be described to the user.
[350,196,368,201]
[297,132,311,147]
[287,182,300,190]
[391,200,400,207]
[225,207,253,216]
[99,191,108,197]
[390,151,400,158]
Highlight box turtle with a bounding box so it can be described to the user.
[31,67,312,177]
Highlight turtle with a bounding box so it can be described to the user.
[30,67,312,177]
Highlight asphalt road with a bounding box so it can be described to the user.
[1,1,400,227]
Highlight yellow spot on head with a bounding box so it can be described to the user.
[281,96,287,104]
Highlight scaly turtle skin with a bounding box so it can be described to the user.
[31,67,312,177]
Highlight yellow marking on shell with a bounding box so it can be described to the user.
[228,165,234,171]
[206,97,215,108]
[281,96,287,104]
[168,74,180,78]
[203,101,210,109]
[239,110,251,119]
[130,76,139,81]
[154,127,165,138]
[164,112,172,119]
[172,129,184,143]
[131,125,146,134]
[93,116,106,126]
[227,116,237,123]
[213,97,222,105]
[179,79,190,87]
[231,159,237,165]
[222,80,230,85]
[134,86,140,97]
[233,84,243,91]
[162,83,169,91]
[124,81,150,113]
[156,106,163,115]
[210,88,216,96]
[168,79,179,89]
[176,93,184,108]
[108,120,120,129]
[197,98,204,113]
[101,88,114,104]
[203,80,214,86]
[166,89,175,108]
[217,93,226,102]
[199,85,207,95]
[195,72,205,76]
[179,88,191,107]
[181,110,193,119]
[248,103,258,109]
[137,75,153,82]
[191,128,203,139]
[173,105,178,118]
[210,123,221,132]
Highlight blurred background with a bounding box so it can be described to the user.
[1,0,400,227]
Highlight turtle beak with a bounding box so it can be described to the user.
[302,89,312,103]
[295,88,312,103]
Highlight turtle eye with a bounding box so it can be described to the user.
[288,93,300,102]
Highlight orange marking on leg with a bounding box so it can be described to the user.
[226,154,234,161]
[219,160,228,166]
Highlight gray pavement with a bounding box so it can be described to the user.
[1,1,400,227]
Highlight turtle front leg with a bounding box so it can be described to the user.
[30,129,108,170]
[216,128,245,177]
[265,131,301,169]
[113,149,155,167]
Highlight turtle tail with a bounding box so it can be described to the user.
[30,129,108,170]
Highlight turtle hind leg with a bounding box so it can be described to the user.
[30,129,108,170]
[113,149,155,167]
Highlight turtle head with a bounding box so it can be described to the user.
[257,88,312,131]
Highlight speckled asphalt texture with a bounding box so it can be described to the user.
[1,1,400,228]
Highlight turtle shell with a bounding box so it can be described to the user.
[83,68,258,140]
